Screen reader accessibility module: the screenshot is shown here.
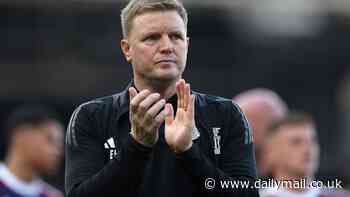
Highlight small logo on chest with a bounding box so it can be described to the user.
[104,137,120,160]
[212,127,221,155]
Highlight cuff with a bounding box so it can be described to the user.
[127,133,153,157]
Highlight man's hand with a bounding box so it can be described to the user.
[165,79,195,153]
[129,88,167,147]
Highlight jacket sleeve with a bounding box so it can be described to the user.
[64,102,152,197]
[176,101,259,197]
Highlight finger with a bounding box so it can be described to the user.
[138,93,161,115]
[176,108,185,121]
[176,81,181,109]
[130,89,151,112]
[187,94,195,120]
[129,87,137,101]
[184,83,190,110]
[153,106,168,129]
[129,87,138,121]
[165,103,174,125]
[179,79,185,109]
[144,99,166,122]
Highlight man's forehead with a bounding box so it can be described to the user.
[131,11,186,32]
[39,121,64,135]
[277,124,317,138]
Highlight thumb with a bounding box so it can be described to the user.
[129,87,137,102]
[165,103,174,125]
[129,87,138,122]
[187,94,195,120]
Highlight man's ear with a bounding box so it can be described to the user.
[121,39,132,62]
[186,37,190,48]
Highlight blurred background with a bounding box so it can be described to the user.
[1,0,349,192]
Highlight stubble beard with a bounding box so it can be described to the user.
[134,65,184,89]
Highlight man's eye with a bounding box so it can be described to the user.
[144,35,159,41]
[171,34,183,40]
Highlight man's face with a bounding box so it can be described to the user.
[21,121,64,175]
[242,105,272,148]
[121,11,188,82]
[270,123,320,178]
[239,101,286,150]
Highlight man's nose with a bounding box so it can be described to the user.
[159,35,174,53]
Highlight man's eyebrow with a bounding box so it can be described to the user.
[137,27,186,38]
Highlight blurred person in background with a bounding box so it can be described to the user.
[336,70,350,189]
[0,106,64,197]
[233,88,288,177]
[260,112,349,197]
[65,0,259,196]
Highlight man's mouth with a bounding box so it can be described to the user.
[156,60,176,64]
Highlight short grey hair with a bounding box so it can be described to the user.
[121,0,188,38]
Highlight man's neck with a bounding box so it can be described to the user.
[133,76,179,99]
[274,170,313,193]
[5,150,36,183]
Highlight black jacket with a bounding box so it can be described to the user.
[65,84,259,197]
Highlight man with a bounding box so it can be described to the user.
[233,88,288,176]
[260,112,348,197]
[0,106,64,197]
[65,0,259,196]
